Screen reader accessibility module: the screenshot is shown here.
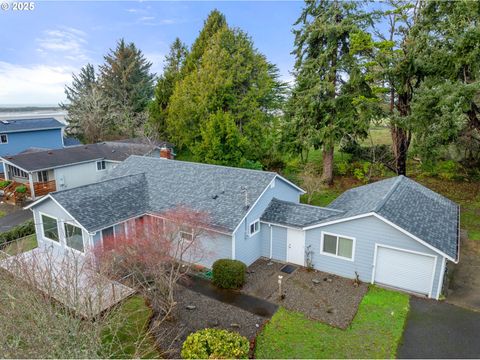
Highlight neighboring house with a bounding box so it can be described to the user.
[0,118,65,158]
[26,156,459,299]
[1,140,172,200]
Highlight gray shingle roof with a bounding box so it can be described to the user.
[3,141,159,171]
[47,156,278,233]
[327,176,459,259]
[51,174,149,232]
[261,198,344,228]
[0,118,64,133]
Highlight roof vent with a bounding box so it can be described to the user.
[212,194,218,200]
[1,120,9,125]
[47,151,52,154]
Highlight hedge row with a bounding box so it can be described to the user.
[0,219,35,247]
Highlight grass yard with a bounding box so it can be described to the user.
[255,286,409,359]
[1,234,37,257]
[101,296,160,359]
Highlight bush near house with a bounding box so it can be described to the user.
[15,185,27,193]
[212,259,246,289]
[181,328,250,359]
[0,180,11,189]
[0,219,36,247]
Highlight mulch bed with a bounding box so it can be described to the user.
[152,286,268,358]
[243,258,368,329]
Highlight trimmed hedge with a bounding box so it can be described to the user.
[0,219,35,247]
[212,259,246,289]
[181,328,249,359]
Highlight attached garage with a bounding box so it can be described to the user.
[373,245,436,297]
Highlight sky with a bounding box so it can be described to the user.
[0,1,305,106]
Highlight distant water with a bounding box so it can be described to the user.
[0,106,67,124]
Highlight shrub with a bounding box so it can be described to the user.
[0,180,11,189]
[212,259,246,289]
[0,219,35,247]
[15,185,27,193]
[181,328,249,359]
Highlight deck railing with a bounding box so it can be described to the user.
[33,180,56,197]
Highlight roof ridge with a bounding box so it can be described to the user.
[127,155,278,177]
[51,172,146,196]
[271,197,345,213]
[373,175,404,213]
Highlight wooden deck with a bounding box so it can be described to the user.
[0,179,56,204]
[0,246,135,318]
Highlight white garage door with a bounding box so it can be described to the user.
[374,246,435,296]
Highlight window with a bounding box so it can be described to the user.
[0,134,7,144]
[41,214,59,242]
[321,232,354,260]
[249,220,260,236]
[38,170,48,182]
[64,223,84,252]
[11,166,27,178]
[180,226,193,242]
[96,160,106,171]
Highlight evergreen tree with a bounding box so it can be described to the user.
[99,39,155,137]
[167,16,284,165]
[147,38,188,140]
[61,64,97,142]
[290,0,374,184]
[410,0,480,165]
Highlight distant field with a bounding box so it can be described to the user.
[362,126,392,146]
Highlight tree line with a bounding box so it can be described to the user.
[64,1,480,184]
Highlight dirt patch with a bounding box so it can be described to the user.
[447,231,480,310]
[152,286,267,358]
[243,258,368,329]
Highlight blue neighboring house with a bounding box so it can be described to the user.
[0,118,66,158]
[27,156,459,300]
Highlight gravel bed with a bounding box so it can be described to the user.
[152,286,267,358]
[243,258,368,329]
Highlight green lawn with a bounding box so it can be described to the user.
[101,296,160,359]
[255,286,409,359]
[1,234,37,256]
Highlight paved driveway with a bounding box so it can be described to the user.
[398,297,480,359]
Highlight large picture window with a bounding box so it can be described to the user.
[41,214,59,242]
[321,232,355,260]
[64,223,84,252]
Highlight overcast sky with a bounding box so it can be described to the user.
[0,1,305,106]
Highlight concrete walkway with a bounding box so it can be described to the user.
[183,276,278,318]
[398,297,480,359]
[0,208,32,232]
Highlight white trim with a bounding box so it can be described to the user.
[0,126,64,134]
[303,212,375,230]
[303,212,456,263]
[63,221,86,254]
[373,214,456,263]
[232,178,275,235]
[39,211,61,244]
[320,231,356,262]
[232,233,236,260]
[269,224,273,259]
[275,174,306,194]
[372,243,438,298]
[248,219,260,237]
[260,220,302,229]
[436,256,447,300]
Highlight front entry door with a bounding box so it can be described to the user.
[287,228,305,266]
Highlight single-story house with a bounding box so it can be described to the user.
[26,156,459,299]
[1,139,174,199]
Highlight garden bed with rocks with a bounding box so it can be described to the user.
[152,286,268,358]
[243,258,368,329]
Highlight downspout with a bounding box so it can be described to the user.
[269,224,273,259]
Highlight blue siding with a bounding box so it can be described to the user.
[0,128,64,157]
[234,176,303,265]
[304,216,444,298]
